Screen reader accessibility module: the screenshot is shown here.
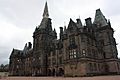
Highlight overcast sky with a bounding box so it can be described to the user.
[0,0,120,64]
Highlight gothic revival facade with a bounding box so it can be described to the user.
[9,2,120,77]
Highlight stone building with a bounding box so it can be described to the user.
[9,2,120,77]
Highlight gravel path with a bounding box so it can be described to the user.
[0,75,120,80]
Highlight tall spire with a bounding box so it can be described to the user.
[38,2,52,30]
[43,2,49,18]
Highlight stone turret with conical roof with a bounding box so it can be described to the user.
[93,9,108,27]
[33,2,54,76]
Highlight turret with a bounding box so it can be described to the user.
[60,27,63,39]
[28,42,32,49]
[36,1,52,33]
[53,28,57,39]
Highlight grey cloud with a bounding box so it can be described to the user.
[103,0,120,17]
[0,0,120,65]
[0,0,44,29]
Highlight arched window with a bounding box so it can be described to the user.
[89,63,92,71]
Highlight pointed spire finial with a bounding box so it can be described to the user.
[64,22,66,27]
[54,28,56,32]
[43,1,49,18]
[63,25,67,34]
[108,19,111,27]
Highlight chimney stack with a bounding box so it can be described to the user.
[59,27,63,39]
[85,17,92,27]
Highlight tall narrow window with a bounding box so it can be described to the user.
[92,49,95,58]
[48,59,51,66]
[99,40,104,46]
[94,63,97,71]
[59,57,62,64]
[81,35,85,42]
[89,63,92,71]
[52,58,56,65]
[117,63,120,70]
[73,50,77,58]
[82,49,86,56]
[87,38,90,44]
[69,36,75,45]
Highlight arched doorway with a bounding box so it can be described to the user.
[58,68,64,76]
[52,69,55,76]
[47,69,52,76]
[105,64,109,73]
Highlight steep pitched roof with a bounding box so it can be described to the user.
[37,2,53,31]
[38,2,49,29]
[93,9,108,27]
[38,18,49,29]
[76,18,83,28]
[9,48,22,58]
[68,18,77,30]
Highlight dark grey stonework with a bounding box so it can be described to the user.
[9,2,120,77]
